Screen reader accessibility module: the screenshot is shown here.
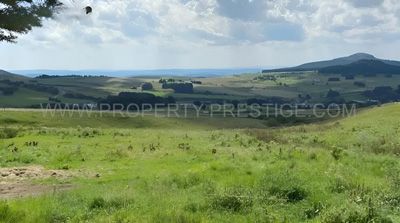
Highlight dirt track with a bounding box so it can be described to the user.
[0,166,75,199]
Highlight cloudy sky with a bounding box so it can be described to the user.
[1,0,400,70]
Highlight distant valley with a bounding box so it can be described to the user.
[1,53,400,109]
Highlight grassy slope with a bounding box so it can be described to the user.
[0,104,399,222]
[0,70,29,81]
[0,88,51,107]
[0,110,269,129]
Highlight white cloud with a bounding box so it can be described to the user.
[1,0,400,69]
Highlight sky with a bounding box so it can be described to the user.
[1,0,400,70]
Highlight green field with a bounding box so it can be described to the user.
[0,104,400,222]
[1,72,400,107]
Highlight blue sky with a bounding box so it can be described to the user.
[1,0,400,70]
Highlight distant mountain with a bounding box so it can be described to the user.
[262,53,400,74]
[319,59,400,75]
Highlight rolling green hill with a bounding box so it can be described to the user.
[319,59,400,75]
[0,69,29,81]
[1,71,400,107]
[263,53,400,74]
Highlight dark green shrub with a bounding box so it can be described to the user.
[269,185,307,203]
[0,128,18,139]
[259,171,308,203]
[331,147,343,160]
[210,187,253,212]
[354,81,366,87]
[89,197,134,210]
[89,197,106,209]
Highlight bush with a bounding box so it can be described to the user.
[354,81,366,87]
[363,86,400,102]
[140,82,153,91]
[328,77,340,82]
[162,82,193,93]
[100,92,175,110]
[331,146,343,160]
[327,90,340,98]
[269,185,307,203]
[210,187,253,212]
[0,128,18,139]
[89,197,106,209]
[259,171,308,203]
[63,93,100,101]
[89,197,134,210]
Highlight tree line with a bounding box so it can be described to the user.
[100,92,176,110]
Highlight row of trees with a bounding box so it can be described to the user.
[36,75,108,79]
[0,79,59,95]
[327,86,400,103]
[63,93,100,101]
[100,92,176,110]
[158,78,195,93]
[363,86,400,102]
[24,83,59,95]
[162,82,193,93]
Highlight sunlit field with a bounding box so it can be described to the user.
[1,104,399,222]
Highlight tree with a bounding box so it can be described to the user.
[162,82,193,93]
[140,82,153,91]
[0,0,62,42]
[326,89,340,98]
[363,86,400,102]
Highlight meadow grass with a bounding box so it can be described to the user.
[0,104,399,222]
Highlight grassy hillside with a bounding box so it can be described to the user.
[0,104,399,222]
[1,69,400,107]
[319,60,400,75]
[1,70,400,107]
[0,70,28,81]
[0,109,269,129]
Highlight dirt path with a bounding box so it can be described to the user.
[0,165,76,199]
